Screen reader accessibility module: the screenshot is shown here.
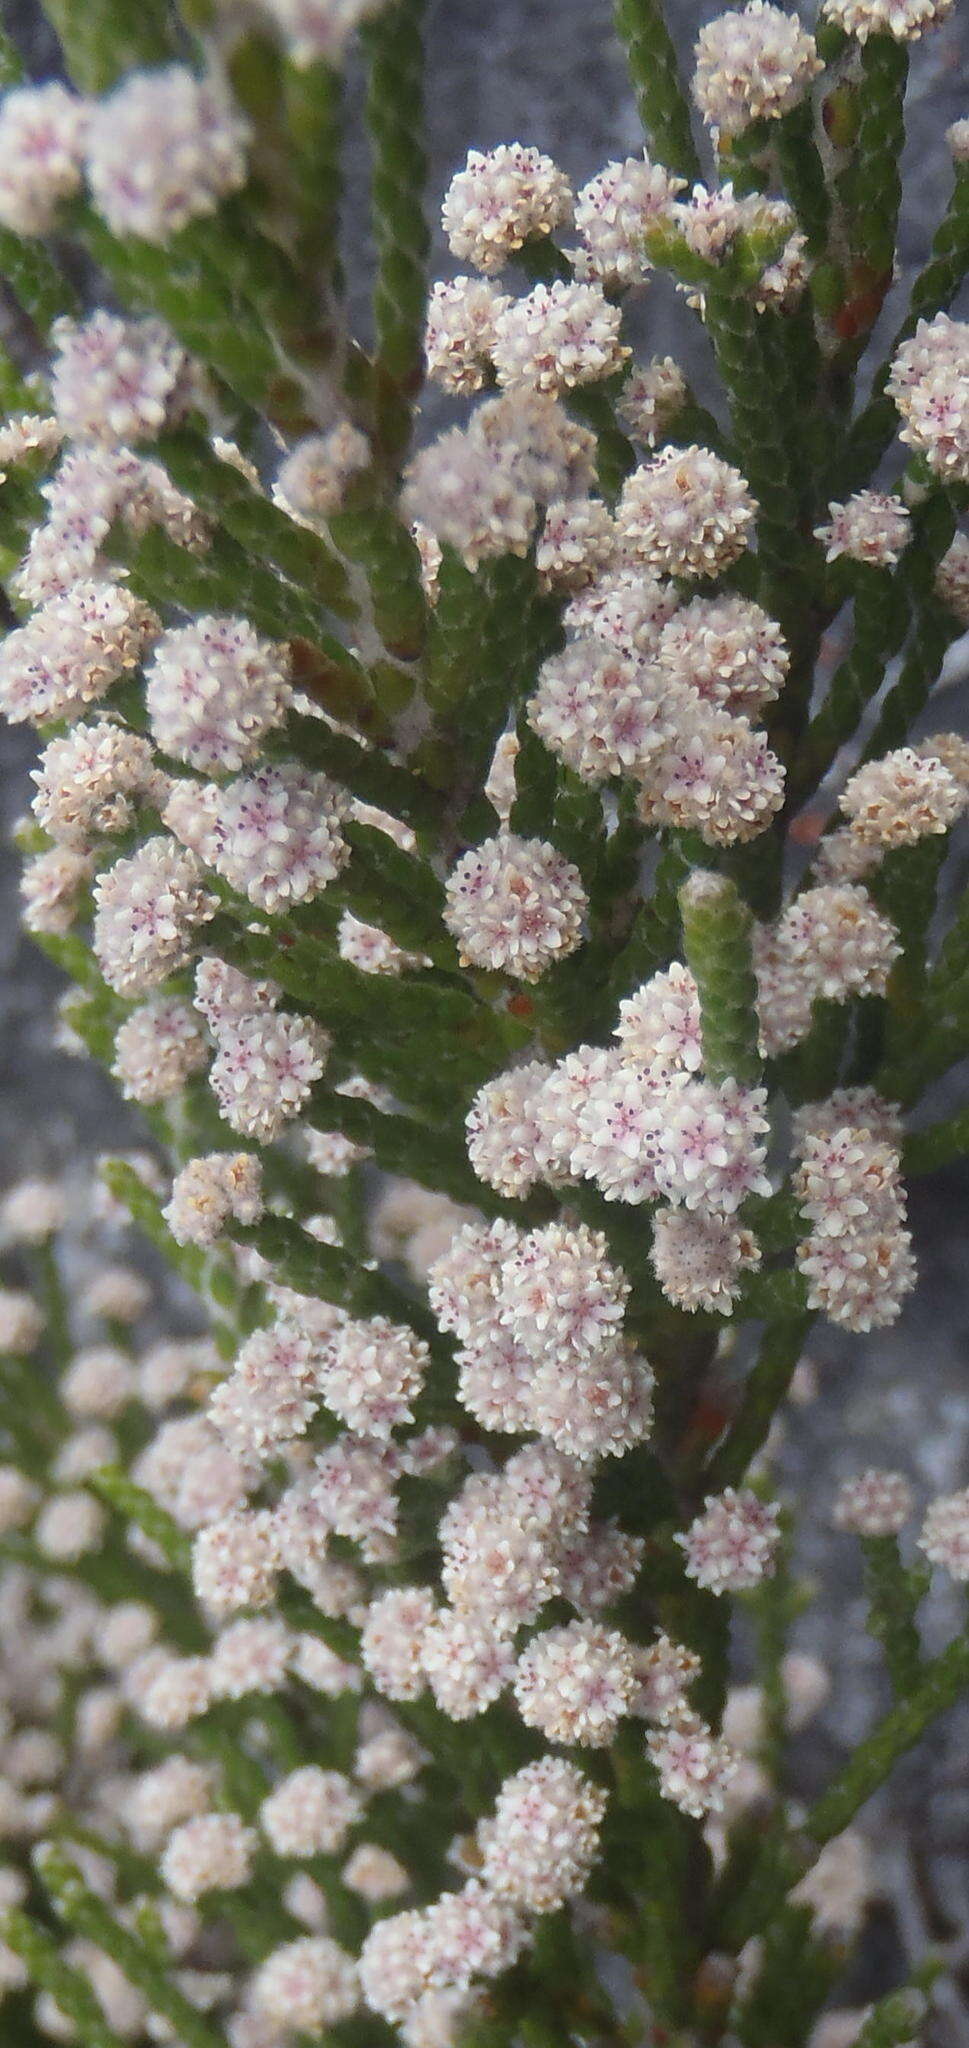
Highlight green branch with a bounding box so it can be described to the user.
[361,0,429,464]
[613,0,700,179]
[679,870,762,1085]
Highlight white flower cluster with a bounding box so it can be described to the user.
[819,0,952,43]
[888,314,969,482]
[753,886,901,1056]
[441,145,575,274]
[31,719,166,846]
[443,832,588,980]
[164,1151,264,1247]
[461,959,769,1313]
[92,837,218,997]
[793,1102,915,1331]
[16,439,208,606]
[839,746,966,849]
[145,618,293,774]
[529,573,786,846]
[423,239,633,405]
[199,966,330,1143]
[573,154,685,290]
[0,66,248,244]
[815,490,912,569]
[429,1221,651,1458]
[164,762,350,912]
[112,995,209,1106]
[0,580,160,728]
[0,8,967,2041]
[208,1310,430,1458]
[273,423,371,522]
[692,3,821,137]
[677,1487,781,1592]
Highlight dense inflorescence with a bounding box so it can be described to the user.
[0,0,966,2045]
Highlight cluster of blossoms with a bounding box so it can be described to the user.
[753,887,901,1056]
[0,1173,767,2046]
[411,127,801,681]
[418,152,800,848]
[528,574,786,846]
[0,67,248,247]
[163,762,350,913]
[430,1215,655,1451]
[692,4,822,138]
[888,313,969,482]
[461,957,770,1314]
[793,1094,914,1331]
[0,0,967,2040]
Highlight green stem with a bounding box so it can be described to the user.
[0,1911,122,2048]
[88,1466,193,1573]
[39,0,176,87]
[679,870,762,1085]
[361,0,429,466]
[156,427,356,621]
[705,1315,814,1491]
[612,0,700,179]
[305,1082,530,1220]
[860,1534,925,1698]
[328,505,428,660]
[283,58,344,285]
[752,1532,793,1779]
[851,1981,934,2048]
[837,163,969,495]
[276,711,439,835]
[831,33,907,369]
[567,384,638,501]
[703,283,807,634]
[720,1634,969,1952]
[805,1630,969,1844]
[903,1108,969,1175]
[98,1156,263,1359]
[849,36,907,276]
[732,1901,838,2048]
[776,102,830,257]
[34,1240,71,1370]
[790,571,908,804]
[36,1846,224,2048]
[862,600,959,765]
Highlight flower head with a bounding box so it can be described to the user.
[478,1757,607,1910]
[618,446,757,578]
[84,66,249,243]
[0,83,88,234]
[442,146,573,273]
[693,4,821,136]
[514,1621,637,1746]
[820,0,952,40]
[833,1470,914,1536]
[677,1488,781,1592]
[919,1488,969,1581]
[444,833,587,981]
[146,618,292,773]
[815,492,912,568]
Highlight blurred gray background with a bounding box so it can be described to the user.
[2,0,969,2032]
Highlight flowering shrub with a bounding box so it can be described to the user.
[0,0,967,2042]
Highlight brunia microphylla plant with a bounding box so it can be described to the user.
[0,0,966,2044]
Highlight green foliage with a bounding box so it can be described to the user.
[361,0,429,461]
[0,1913,123,2048]
[36,1847,224,2048]
[860,1534,927,1697]
[612,0,700,178]
[679,870,762,1084]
